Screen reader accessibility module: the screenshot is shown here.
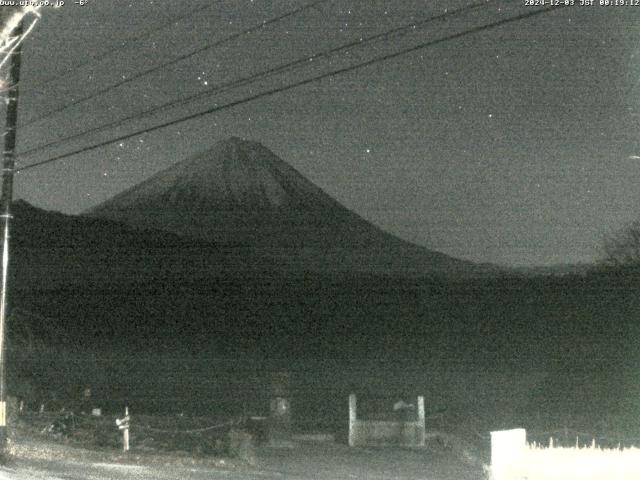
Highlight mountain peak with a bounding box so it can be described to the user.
[225,135,249,145]
[86,138,480,276]
[93,138,308,214]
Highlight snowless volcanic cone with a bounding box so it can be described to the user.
[87,137,481,276]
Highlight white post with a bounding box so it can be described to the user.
[490,428,526,480]
[116,406,130,452]
[417,396,425,425]
[348,394,357,447]
[417,396,425,446]
[123,406,129,452]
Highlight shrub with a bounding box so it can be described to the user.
[227,428,255,465]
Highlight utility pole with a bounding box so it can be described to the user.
[0,20,23,450]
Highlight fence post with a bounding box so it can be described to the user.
[116,406,130,452]
[490,428,526,480]
[417,396,425,446]
[123,406,129,452]
[348,394,357,447]
[267,371,292,447]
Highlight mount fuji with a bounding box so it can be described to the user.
[86,137,488,277]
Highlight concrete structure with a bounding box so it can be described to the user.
[490,428,526,480]
[348,394,426,447]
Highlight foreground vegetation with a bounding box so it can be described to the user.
[3,267,640,448]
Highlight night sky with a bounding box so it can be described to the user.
[6,0,640,267]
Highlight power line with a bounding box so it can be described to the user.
[19,0,330,128]
[29,1,219,89]
[16,4,568,174]
[18,0,491,158]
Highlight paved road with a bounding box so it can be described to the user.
[0,459,287,480]
[0,439,485,479]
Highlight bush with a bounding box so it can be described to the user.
[227,428,255,465]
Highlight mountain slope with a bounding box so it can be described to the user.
[86,137,485,277]
[8,199,252,290]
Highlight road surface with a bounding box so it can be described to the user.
[0,438,486,479]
